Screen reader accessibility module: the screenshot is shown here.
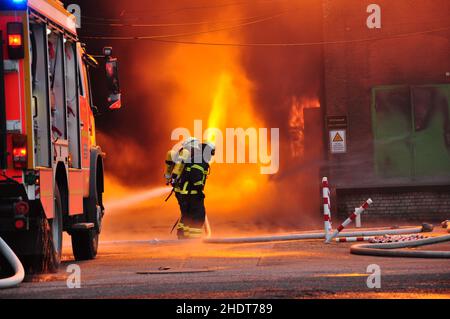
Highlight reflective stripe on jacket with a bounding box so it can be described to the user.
[174,163,209,195]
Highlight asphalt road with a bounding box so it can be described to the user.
[1,229,450,299]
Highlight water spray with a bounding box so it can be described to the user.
[106,186,170,212]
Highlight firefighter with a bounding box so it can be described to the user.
[164,138,215,239]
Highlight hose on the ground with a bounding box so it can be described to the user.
[350,234,450,258]
[204,226,425,244]
[0,237,25,289]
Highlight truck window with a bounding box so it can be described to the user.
[30,22,51,167]
[65,40,81,168]
[48,31,66,140]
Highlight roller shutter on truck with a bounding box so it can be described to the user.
[0,30,6,169]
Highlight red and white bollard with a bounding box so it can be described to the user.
[325,198,373,243]
[322,177,332,237]
[355,210,362,228]
[335,236,372,243]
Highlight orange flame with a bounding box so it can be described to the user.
[103,3,270,224]
[289,96,320,158]
[206,72,232,143]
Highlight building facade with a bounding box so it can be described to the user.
[321,0,450,220]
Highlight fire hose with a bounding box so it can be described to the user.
[204,226,426,244]
[350,233,450,258]
[0,237,25,289]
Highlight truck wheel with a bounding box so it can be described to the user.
[24,185,63,274]
[71,229,98,261]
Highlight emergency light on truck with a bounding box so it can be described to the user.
[8,34,21,46]
[0,0,27,10]
[12,134,27,169]
[7,22,24,59]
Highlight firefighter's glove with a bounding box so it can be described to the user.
[169,175,179,187]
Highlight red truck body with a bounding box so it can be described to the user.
[0,0,121,272]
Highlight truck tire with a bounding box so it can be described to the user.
[23,185,63,274]
[71,152,103,261]
[71,228,98,261]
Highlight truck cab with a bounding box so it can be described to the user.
[0,0,121,273]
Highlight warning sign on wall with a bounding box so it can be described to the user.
[329,130,347,154]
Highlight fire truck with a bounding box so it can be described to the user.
[0,0,121,273]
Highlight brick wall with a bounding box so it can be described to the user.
[336,186,450,222]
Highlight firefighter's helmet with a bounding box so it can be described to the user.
[182,137,200,150]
